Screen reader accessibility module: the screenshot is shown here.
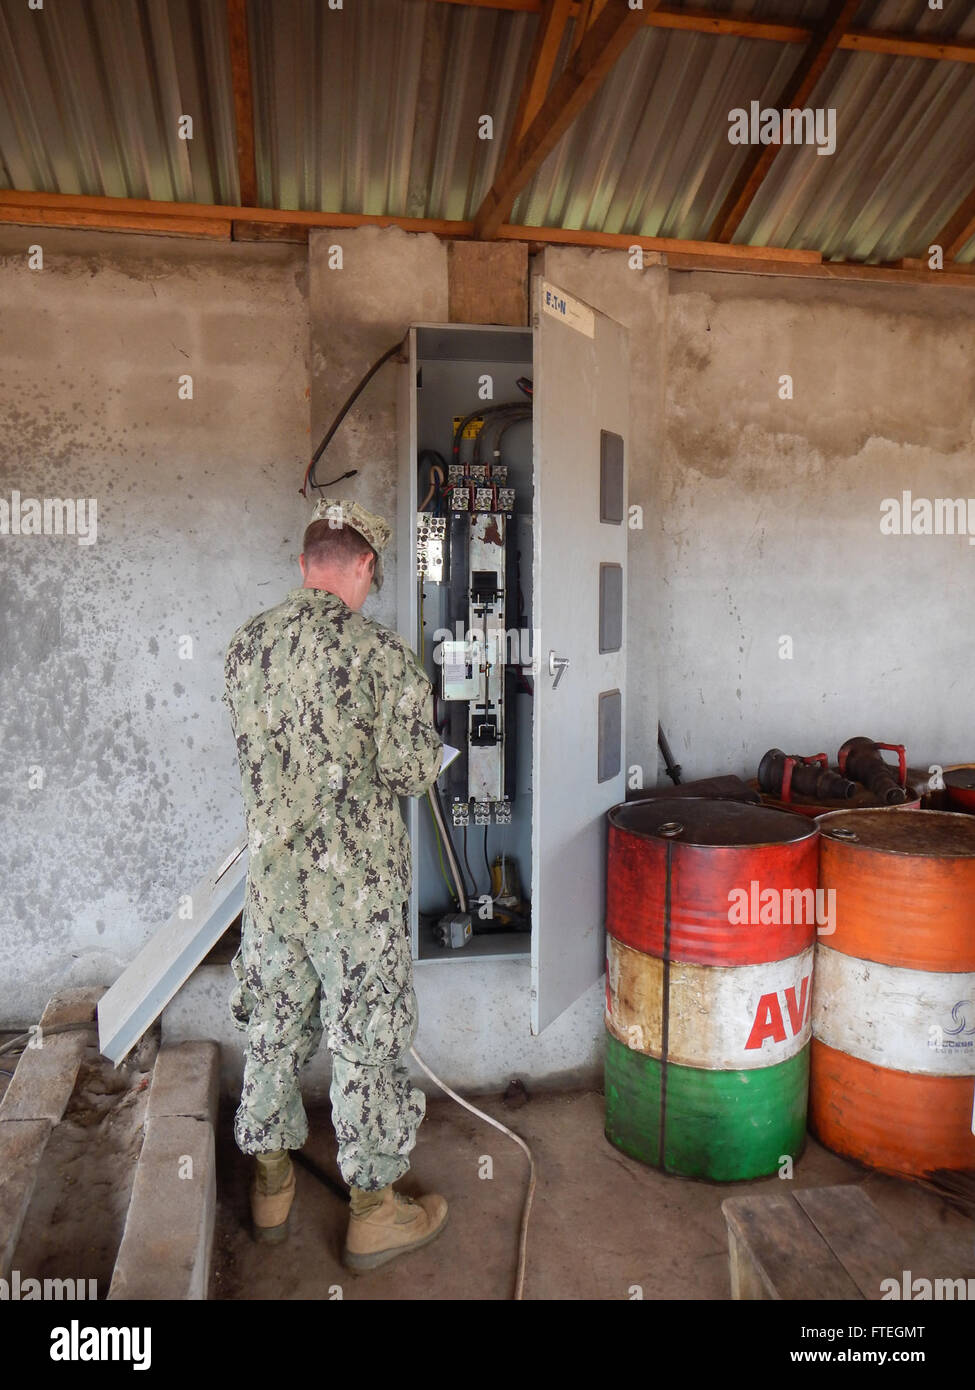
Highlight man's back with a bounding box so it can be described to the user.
[224,586,442,933]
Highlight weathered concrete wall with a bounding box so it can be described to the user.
[0,226,309,1024]
[5,221,970,1095]
[659,271,975,781]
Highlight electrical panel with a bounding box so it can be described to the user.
[398,326,535,963]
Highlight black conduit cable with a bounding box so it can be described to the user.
[451,401,533,465]
[300,337,406,497]
[474,409,532,467]
[0,1021,98,1058]
[472,407,531,466]
[461,826,478,900]
[658,723,683,786]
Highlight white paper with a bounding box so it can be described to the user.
[441,743,461,771]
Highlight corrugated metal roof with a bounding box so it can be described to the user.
[1,0,973,263]
[0,0,238,202]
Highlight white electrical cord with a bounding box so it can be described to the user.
[410,1045,536,1301]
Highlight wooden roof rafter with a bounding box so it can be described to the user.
[225,0,258,208]
[429,0,975,65]
[708,0,861,244]
[933,186,975,262]
[472,0,652,240]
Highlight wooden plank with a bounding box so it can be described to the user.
[665,250,975,287]
[472,0,651,239]
[226,0,258,207]
[512,0,574,142]
[447,239,528,324]
[794,1186,907,1301]
[568,0,594,59]
[499,221,821,261]
[0,190,472,235]
[722,1194,864,1301]
[232,219,309,243]
[2,189,974,289]
[842,28,975,64]
[429,1,975,62]
[709,0,861,244]
[0,205,230,239]
[651,7,811,43]
[727,1227,774,1300]
[933,188,975,262]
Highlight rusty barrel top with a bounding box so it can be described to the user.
[817,808,975,972]
[607,797,819,966]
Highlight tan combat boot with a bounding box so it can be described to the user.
[250,1150,296,1244]
[343,1185,448,1271]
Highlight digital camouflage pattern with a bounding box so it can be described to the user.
[231,900,425,1189]
[223,587,443,932]
[223,585,442,1185]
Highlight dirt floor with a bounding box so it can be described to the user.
[211,1087,975,1302]
[2,1029,158,1297]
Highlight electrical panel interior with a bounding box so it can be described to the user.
[401,326,535,962]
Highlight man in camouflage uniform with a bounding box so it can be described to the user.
[223,497,448,1269]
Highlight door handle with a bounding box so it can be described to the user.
[548,651,570,689]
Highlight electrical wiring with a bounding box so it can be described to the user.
[418,449,447,512]
[425,791,458,899]
[0,1021,97,1057]
[451,400,532,467]
[430,783,467,913]
[409,1045,536,1301]
[300,338,405,497]
[472,406,531,468]
[461,826,478,899]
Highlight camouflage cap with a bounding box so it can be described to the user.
[310,497,391,592]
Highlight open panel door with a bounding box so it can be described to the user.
[531,277,629,1034]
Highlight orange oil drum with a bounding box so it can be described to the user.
[810,809,975,1177]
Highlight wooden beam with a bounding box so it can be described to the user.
[510,0,574,144]
[232,219,309,243]
[473,0,650,240]
[664,250,975,288]
[226,0,258,207]
[933,188,975,262]
[497,220,821,262]
[0,204,230,239]
[840,28,975,64]
[2,190,974,287]
[430,1,975,64]
[0,189,471,236]
[650,8,810,43]
[568,0,594,59]
[709,0,860,244]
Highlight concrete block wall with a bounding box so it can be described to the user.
[0,226,309,1025]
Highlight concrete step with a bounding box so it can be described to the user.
[109,1041,220,1301]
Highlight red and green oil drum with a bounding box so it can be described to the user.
[604,798,820,1181]
[811,808,975,1177]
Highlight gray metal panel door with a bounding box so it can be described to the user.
[531,277,628,1034]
